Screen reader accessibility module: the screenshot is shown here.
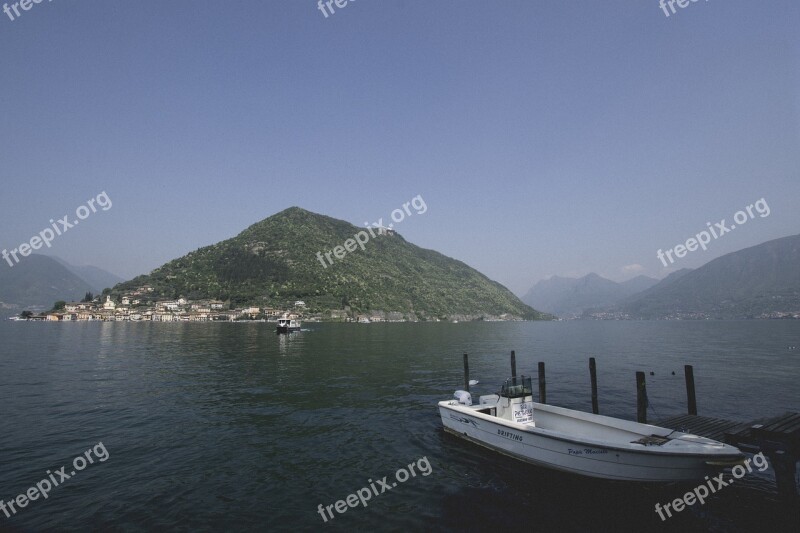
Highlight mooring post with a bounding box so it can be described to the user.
[769,450,799,501]
[510,350,517,384]
[636,371,647,424]
[463,353,470,392]
[589,357,599,414]
[684,364,697,415]
[538,362,546,404]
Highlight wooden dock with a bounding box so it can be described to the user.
[655,413,750,444]
[655,412,800,455]
[462,352,800,499]
[626,363,798,500]
[656,411,800,499]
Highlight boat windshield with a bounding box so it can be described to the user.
[500,376,533,399]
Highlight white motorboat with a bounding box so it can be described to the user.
[439,375,744,482]
[276,315,301,333]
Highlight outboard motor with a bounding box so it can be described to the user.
[453,390,472,406]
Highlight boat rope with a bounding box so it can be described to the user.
[642,384,660,419]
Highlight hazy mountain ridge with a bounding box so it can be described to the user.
[524,233,800,320]
[608,234,800,319]
[521,273,659,317]
[0,255,95,310]
[51,257,124,294]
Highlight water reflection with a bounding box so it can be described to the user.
[277,330,304,356]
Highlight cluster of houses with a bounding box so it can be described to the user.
[24,286,306,322]
[13,285,527,323]
[18,299,524,322]
[585,310,800,320]
[757,311,800,319]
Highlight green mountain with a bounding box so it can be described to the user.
[615,234,800,319]
[0,254,94,310]
[111,207,549,320]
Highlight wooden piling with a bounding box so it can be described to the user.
[510,350,517,379]
[636,371,647,424]
[538,362,546,404]
[589,357,599,414]
[684,365,697,415]
[463,353,470,392]
[769,451,799,500]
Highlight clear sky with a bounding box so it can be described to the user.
[1,0,798,295]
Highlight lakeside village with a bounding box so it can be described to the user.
[12,285,522,324]
[584,310,800,320]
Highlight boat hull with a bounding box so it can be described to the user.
[439,401,742,482]
[276,326,301,333]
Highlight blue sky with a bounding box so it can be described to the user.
[1,0,798,295]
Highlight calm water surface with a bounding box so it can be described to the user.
[0,320,798,532]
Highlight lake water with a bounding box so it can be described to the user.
[0,320,798,532]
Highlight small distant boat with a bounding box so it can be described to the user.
[276,315,301,334]
[439,375,744,482]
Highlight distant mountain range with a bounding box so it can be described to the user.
[522,233,800,320]
[109,207,549,320]
[521,273,659,317]
[51,257,124,295]
[607,234,800,319]
[0,255,122,312]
